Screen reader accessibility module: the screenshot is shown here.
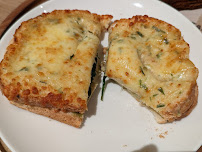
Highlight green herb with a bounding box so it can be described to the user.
[163,38,169,44]
[91,57,97,80]
[153,94,158,97]
[101,75,107,101]
[117,39,124,43]
[88,57,97,97]
[139,79,148,90]
[179,91,182,94]
[150,97,152,101]
[58,88,63,94]
[171,73,173,76]
[19,67,29,71]
[70,54,74,59]
[140,66,145,76]
[39,81,47,84]
[73,112,83,118]
[88,31,93,34]
[131,34,136,40]
[75,19,80,25]
[158,87,165,95]
[156,52,162,58]
[152,26,165,33]
[66,30,70,33]
[157,103,165,108]
[136,31,144,37]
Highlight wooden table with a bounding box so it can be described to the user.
[0,0,201,151]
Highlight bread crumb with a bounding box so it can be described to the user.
[158,131,168,139]
[123,145,127,147]
[159,134,165,138]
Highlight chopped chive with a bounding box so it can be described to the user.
[19,67,29,71]
[179,91,182,94]
[75,20,80,25]
[58,88,63,94]
[73,112,83,118]
[139,79,148,90]
[153,94,158,97]
[88,31,93,34]
[163,38,169,44]
[117,39,124,43]
[140,66,145,75]
[39,81,47,84]
[171,73,173,76]
[152,26,165,33]
[131,34,136,40]
[158,87,165,95]
[136,31,144,37]
[101,75,107,101]
[70,54,74,59]
[157,103,165,108]
[156,52,162,58]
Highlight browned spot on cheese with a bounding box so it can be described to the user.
[24,82,28,86]
[23,89,30,95]
[32,87,38,94]
[159,134,165,138]
[123,79,128,84]
[125,72,129,76]
[38,72,45,76]
[42,86,47,90]
[129,22,134,26]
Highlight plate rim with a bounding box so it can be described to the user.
[0,0,201,151]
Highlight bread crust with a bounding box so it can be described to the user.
[10,101,83,128]
[155,83,198,123]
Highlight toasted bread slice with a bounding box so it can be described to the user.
[106,15,198,123]
[0,10,112,127]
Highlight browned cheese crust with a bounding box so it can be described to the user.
[106,15,198,123]
[0,10,112,127]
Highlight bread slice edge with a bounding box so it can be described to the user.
[10,101,83,128]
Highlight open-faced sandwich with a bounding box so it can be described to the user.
[0,10,112,128]
[105,15,198,123]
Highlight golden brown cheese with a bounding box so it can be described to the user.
[106,15,198,123]
[0,10,112,115]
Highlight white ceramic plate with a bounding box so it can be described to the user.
[0,0,202,151]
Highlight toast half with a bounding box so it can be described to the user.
[0,10,112,127]
[106,15,198,123]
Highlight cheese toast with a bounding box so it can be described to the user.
[0,10,112,127]
[106,15,198,123]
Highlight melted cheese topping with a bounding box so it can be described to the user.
[106,16,198,121]
[0,10,105,111]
